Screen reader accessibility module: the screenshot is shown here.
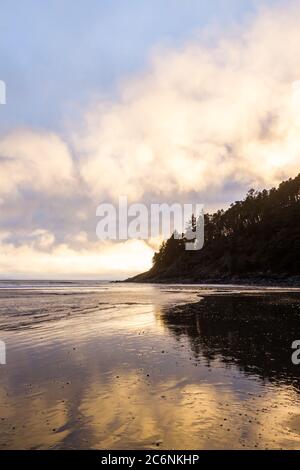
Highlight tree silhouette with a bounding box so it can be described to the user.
[130,173,300,282]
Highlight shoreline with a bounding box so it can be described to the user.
[1,282,300,449]
[121,275,300,288]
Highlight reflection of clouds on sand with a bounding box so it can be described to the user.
[0,384,70,449]
[2,359,300,449]
[250,387,300,449]
[1,284,300,449]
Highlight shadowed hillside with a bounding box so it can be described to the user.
[128,174,300,284]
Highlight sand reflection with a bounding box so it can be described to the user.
[0,286,300,449]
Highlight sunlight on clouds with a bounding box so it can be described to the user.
[0,237,153,278]
[77,2,300,200]
[1,2,300,276]
[0,130,75,196]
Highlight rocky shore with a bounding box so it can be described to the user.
[124,274,300,287]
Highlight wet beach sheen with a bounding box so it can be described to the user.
[0,281,300,449]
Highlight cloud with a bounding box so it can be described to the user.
[1,2,300,277]
[0,130,75,197]
[77,1,300,201]
[0,236,153,279]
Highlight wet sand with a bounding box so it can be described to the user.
[0,282,300,449]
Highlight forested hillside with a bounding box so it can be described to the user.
[128,174,300,284]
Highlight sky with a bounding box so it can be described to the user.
[0,0,299,279]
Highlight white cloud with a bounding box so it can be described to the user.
[28,229,56,250]
[0,130,75,196]
[1,2,300,277]
[0,238,153,279]
[77,2,300,201]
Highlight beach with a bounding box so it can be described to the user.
[0,281,300,449]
